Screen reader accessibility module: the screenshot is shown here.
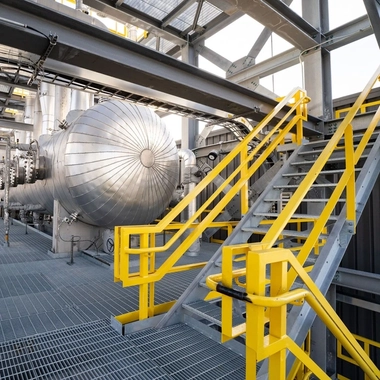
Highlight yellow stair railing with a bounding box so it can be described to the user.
[253,65,380,291]
[203,66,380,379]
[114,88,309,324]
[206,245,380,380]
[338,333,380,379]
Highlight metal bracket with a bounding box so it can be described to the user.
[28,33,58,85]
[338,220,355,248]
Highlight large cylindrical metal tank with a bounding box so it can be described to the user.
[7,100,179,227]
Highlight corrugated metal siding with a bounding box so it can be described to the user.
[337,174,380,373]
[342,174,380,274]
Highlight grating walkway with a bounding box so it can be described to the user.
[0,222,202,343]
[0,221,245,378]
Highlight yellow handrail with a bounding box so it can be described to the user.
[114,87,309,322]
[253,65,380,291]
[115,89,307,264]
[335,99,380,118]
[206,245,380,380]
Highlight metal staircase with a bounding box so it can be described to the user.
[114,66,380,378]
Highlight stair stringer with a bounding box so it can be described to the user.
[156,143,307,329]
[256,133,380,378]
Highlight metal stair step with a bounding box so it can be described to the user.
[252,212,339,221]
[299,143,374,156]
[241,226,329,239]
[263,198,346,203]
[273,183,337,189]
[282,168,360,177]
[291,155,369,166]
[182,300,245,326]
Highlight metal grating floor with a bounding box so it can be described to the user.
[0,221,245,378]
[128,323,246,379]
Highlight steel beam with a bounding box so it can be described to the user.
[84,0,186,47]
[227,48,301,82]
[333,267,380,296]
[162,0,196,28]
[192,11,243,44]
[363,0,380,49]
[336,294,380,313]
[0,77,38,92]
[227,15,372,83]
[0,101,24,110]
[323,15,373,51]
[0,0,318,129]
[196,44,232,71]
[222,0,318,50]
[0,119,33,131]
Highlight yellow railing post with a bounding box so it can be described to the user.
[221,246,234,343]
[139,233,150,320]
[207,246,380,379]
[246,245,267,379]
[268,257,287,379]
[345,123,356,228]
[295,90,304,145]
[240,145,249,216]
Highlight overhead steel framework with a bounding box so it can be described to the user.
[0,0,377,135]
[0,0,323,136]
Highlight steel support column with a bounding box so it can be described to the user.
[302,0,332,119]
[310,284,337,376]
[181,44,199,150]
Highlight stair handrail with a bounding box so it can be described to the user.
[115,88,309,284]
[205,245,380,379]
[254,65,380,289]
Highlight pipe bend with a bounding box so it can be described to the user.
[178,148,197,167]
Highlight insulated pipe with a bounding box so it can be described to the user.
[178,148,200,255]
[54,86,71,131]
[39,82,55,135]
[33,95,42,140]
[178,148,197,221]
[24,94,36,143]
[4,138,10,246]
[67,90,94,124]
[0,131,14,246]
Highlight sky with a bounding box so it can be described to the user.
[164,0,380,140]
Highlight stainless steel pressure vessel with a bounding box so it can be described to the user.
[8,100,179,227]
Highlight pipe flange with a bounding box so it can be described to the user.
[24,156,36,183]
[10,167,17,187]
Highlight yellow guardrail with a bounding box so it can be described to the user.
[211,218,327,257]
[335,99,380,118]
[206,244,380,380]
[114,88,309,323]
[338,333,380,379]
[256,66,380,291]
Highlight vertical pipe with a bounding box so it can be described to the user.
[33,95,43,140]
[178,148,200,255]
[71,90,93,111]
[68,90,94,123]
[4,138,11,246]
[24,94,36,143]
[39,82,55,135]
[127,25,138,41]
[67,235,74,265]
[54,86,71,131]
